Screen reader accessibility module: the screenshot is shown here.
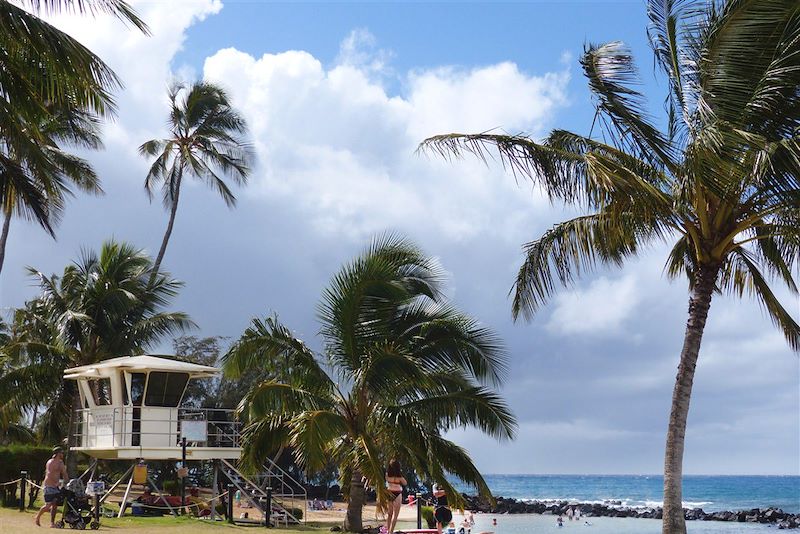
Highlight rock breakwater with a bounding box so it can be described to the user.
[463,494,800,529]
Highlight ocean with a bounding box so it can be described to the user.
[454,474,800,513]
[395,513,788,534]
[394,476,799,534]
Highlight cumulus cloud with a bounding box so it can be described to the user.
[336,28,393,77]
[201,44,569,241]
[547,275,641,335]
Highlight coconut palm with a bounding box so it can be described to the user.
[0,106,103,275]
[223,235,517,532]
[420,2,799,533]
[139,81,253,277]
[0,318,35,445]
[0,240,192,473]
[0,1,147,243]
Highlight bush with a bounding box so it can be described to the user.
[421,505,435,528]
[288,507,303,520]
[0,444,53,483]
[0,444,53,508]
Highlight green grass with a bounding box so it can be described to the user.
[0,505,328,533]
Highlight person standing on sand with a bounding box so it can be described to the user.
[384,459,407,534]
[34,447,68,527]
[433,483,452,534]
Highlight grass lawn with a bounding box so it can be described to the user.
[0,506,329,534]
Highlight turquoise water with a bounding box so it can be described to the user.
[454,475,800,513]
[395,512,781,533]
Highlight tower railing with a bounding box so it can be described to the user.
[72,407,241,449]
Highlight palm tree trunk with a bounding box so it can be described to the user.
[344,469,365,532]
[0,210,11,276]
[66,391,82,478]
[150,174,182,281]
[662,263,720,534]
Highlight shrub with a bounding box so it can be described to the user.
[289,507,303,520]
[421,505,435,528]
[0,445,53,508]
[0,444,53,482]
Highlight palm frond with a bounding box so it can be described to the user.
[512,213,653,320]
[18,0,149,33]
[721,247,799,351]
[581,41,676,170]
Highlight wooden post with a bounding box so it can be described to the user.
[227,484,234,524]
[210,461,219,521]
[416,492,422,529]
[19,471,27,511]
[265,486,272,528]
[180,437,187,515]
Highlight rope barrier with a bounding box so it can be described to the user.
[0,478,22,487]
[27,481,43,490]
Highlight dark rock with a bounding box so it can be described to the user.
[457,494,795,526]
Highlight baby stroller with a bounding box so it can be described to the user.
[54,479,99,530]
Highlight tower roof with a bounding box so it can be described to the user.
[64,354,219,380]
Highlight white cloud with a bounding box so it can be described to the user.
[201,41,569,242]
[547,275,641,335]
[336,28,393,77]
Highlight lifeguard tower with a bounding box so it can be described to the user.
[65,355,306,524]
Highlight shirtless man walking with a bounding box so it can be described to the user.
[34,447,68,527]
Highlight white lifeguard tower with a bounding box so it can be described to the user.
[66,355,240,460]
[64,355,306,524]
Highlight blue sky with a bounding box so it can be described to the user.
[175,0,658,133]
[3,1,798,477]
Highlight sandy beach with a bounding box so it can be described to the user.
[305,501,418,526]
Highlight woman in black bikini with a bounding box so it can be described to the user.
[433,483,452,534]
[385,459,407,533]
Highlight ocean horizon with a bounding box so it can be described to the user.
[454,474,800,513]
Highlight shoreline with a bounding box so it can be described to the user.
[462,494,800,529]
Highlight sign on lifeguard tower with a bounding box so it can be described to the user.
[181,420,208,442]
[64,354,241,461]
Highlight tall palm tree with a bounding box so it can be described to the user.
[0,106,103,275]
[223,235,517,532]
[0,240,192,473]
[420,2,799,533]
[0,1,147,243]
[0,318,35,445]
[139,81,253,277]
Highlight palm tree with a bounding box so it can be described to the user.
[223,235,517,532]
[0,240,192,473]
[0,318,35,445]
[0,1,147,245]
[0,106,103,275]
[420,2,799,533]
[139,81,253,277]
